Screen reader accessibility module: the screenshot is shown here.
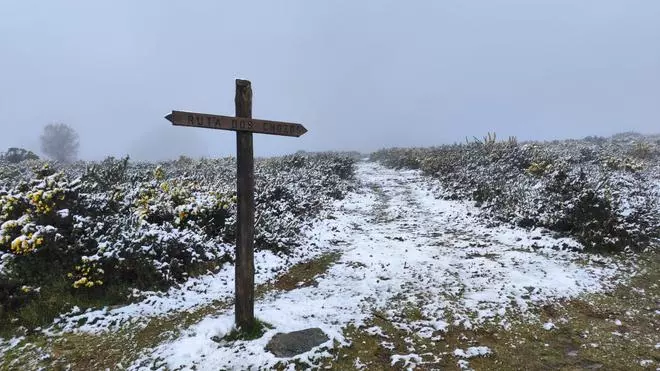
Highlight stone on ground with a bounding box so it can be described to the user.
[265,328,329,357]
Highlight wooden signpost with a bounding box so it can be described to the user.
[165,79,308,331]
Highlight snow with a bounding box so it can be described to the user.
[453,346,491,358]
[457,359,473,370]
[353,358,367,369]
[0,337,24,360]
[543,322,556,330]
[0,252,9,275]
[364,326,389,338]
[123,162,625,369]
[0,161,635,369]
[48,238,331,334]
[390,353,422,368]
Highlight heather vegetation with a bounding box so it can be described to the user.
[0,152,356,333]
[372,132,660,253]
[1,134,659,369]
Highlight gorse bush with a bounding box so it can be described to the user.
[373,133,660,253]
[0,152,356,329]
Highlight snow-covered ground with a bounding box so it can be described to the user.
[47,240,332,335]
[118,161,627,370]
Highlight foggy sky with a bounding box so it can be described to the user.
[1,1,659,161]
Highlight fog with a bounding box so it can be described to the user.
[1,1,659,161]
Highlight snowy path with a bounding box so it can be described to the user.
[129,161,624,370]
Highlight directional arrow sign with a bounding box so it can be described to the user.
[165,110,307,137]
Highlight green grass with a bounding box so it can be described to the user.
[401,304,424,322]
[257,251,341,293]
[0,259,226,339]
[0,276,135,339]
[221,319,274,342]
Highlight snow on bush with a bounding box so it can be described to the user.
[0,153,356,315]
[372,132,660,253]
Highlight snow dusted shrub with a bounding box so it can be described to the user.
[603,155,644,172]
[374,133,660,253]
[538,167,630,252]
[0,164,78,284]
[252,153,356,253]
[372,148,424,170]
[628,141,654,159]
[0,152,356,323]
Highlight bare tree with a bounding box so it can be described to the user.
[40,123,79,163]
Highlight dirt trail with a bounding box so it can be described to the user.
[1,161,637,370]
[126,161,622,370]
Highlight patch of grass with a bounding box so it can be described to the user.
[0,335,51,371]
[0,276,135,339]
[259,251,341,293]
[321,251,660,370]
[47,296,234,370]
[401,304,424,322]
[221,319,273,342]
[323,314,448,370]
[0,260,226,339]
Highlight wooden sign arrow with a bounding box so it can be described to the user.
[165,110,307,137]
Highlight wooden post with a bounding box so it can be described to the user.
[235,79,255,330]
[166,79,307,331]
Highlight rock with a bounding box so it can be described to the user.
[265,328,329,357]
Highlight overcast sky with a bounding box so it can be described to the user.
[1,1,659,161]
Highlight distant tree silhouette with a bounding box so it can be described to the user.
[1,147,39,163]
[40,123,79,163]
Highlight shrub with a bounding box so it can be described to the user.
[526,160,553,176]
[603,156,643,172]
[0,152,357,329]
[373,133,660,253]
[628,141,654,159]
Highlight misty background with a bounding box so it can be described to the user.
[1,1,658,161]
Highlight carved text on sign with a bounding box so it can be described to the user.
[165,110,307,137]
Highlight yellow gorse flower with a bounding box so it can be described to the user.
[27,189,62,215]
[70,261,105,288]
[10,236,35,255]
[154,166,165,181]
[73,277,88,288]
